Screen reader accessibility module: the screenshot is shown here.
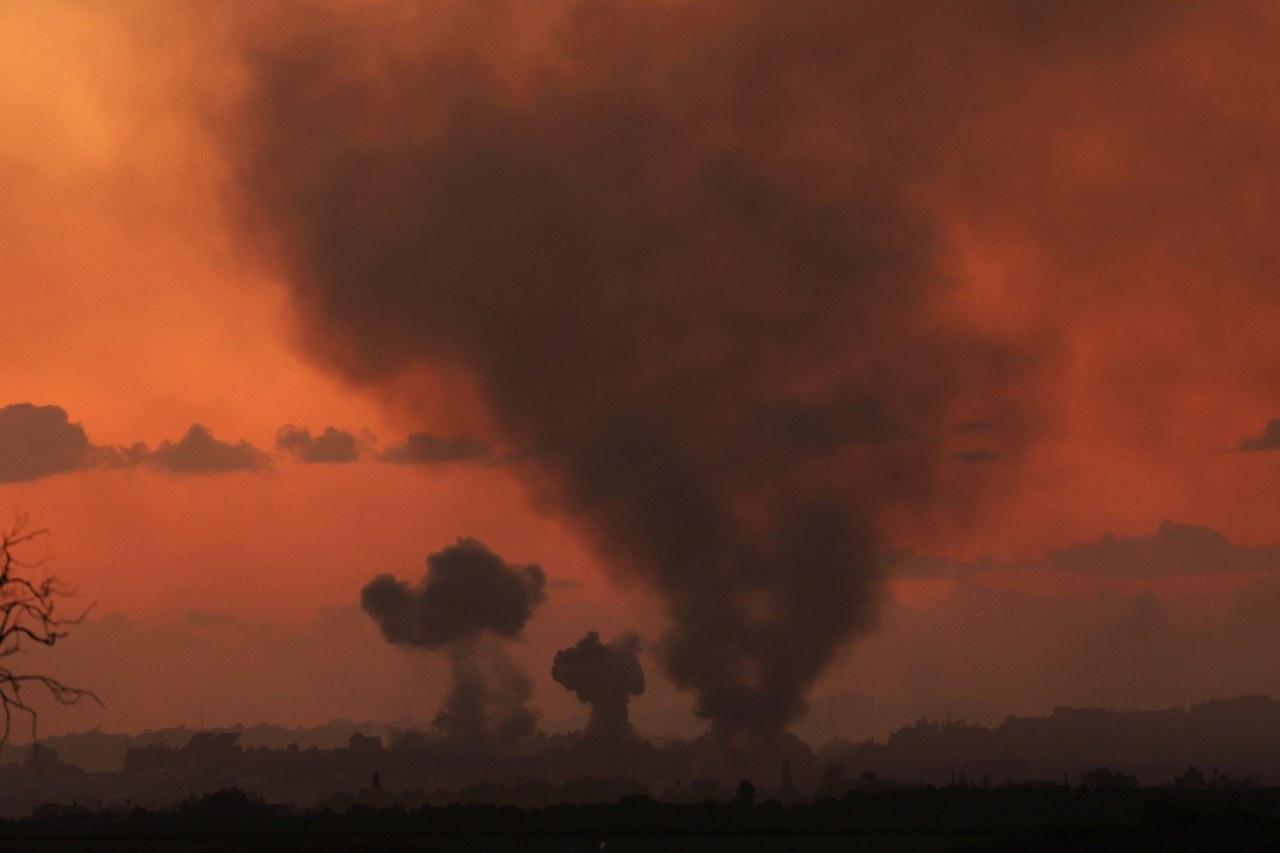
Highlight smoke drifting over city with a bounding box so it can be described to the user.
[214,0,1280,751]
[361,540,547,748]
[224,0,1054,750]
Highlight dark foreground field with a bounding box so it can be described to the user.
[2,829,1280,853]
[5,787,1280,851]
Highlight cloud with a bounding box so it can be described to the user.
[275,424,361,463]
[882,549,1002,580]
[547,576,582,592]
[0,404,278,482]
[378,433,490,465]
[950,448,998,464]
[1237,418,1280,452]
[145,425,271,475]
[952,420,995,433]
[0,403,94,483]
[889,521,1280,579]
[748,391,912,455]
[1051,520,1280,577]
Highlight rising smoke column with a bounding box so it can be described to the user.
[224,1,1075,744]
[552,631,645,743]
[361,538,547,745]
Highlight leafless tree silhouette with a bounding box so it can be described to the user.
[0,516,100,742]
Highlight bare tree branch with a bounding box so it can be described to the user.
[0,519,100,745]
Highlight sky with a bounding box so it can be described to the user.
[4,0,1280,743]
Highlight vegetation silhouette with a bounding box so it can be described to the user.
[6,780,1280,851]
[0,518,99,742]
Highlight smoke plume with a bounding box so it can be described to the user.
[361,539,547,746]
[222,0,1102,744]
[552,631,645,743]
[432,641,540,746]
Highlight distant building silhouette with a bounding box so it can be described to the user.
[124,743,179,774]
[22,745,82,777]
[1078,767,1138,792]
[181,731,241,779]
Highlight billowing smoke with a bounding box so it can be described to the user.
[552,631,645,743]
[226,1,1062,744]
[361,539,547,746]
[361,538,546,648]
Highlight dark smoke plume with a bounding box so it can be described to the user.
[361,539,547,747]
[432,640,540,746]
[226,1,1063,745]
[1237,419,1280,453]
[552,631,645,743]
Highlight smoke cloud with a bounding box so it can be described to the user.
[552,631,645,743]
[222,0,1194,744]
[360,539,547,747]
[360,538,546,648]
[1237,419,1280,452]
[433,643,540,746]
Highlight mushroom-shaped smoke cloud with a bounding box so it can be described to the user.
[552,631,645,743]
[360,539,547,747]
[361,538,546,648]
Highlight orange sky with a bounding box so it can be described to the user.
[5,0,1280,741]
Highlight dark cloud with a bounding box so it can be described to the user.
[360,539,546,648]
[93,442,151,470]
[0,404,275,481]
[0,403,93,483]
[275,424,361,463]
[145,425,271,475]
[888,521,1280,579]
[1237,418,1280,452]
[547,575,582,592]
[951,448,998,464]
[552,631,645,742]
[748,391,912,456]
[952,420,995,433]
[1051,520,1280,577]
[882,549,1002,580]
[378,433,490,465]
